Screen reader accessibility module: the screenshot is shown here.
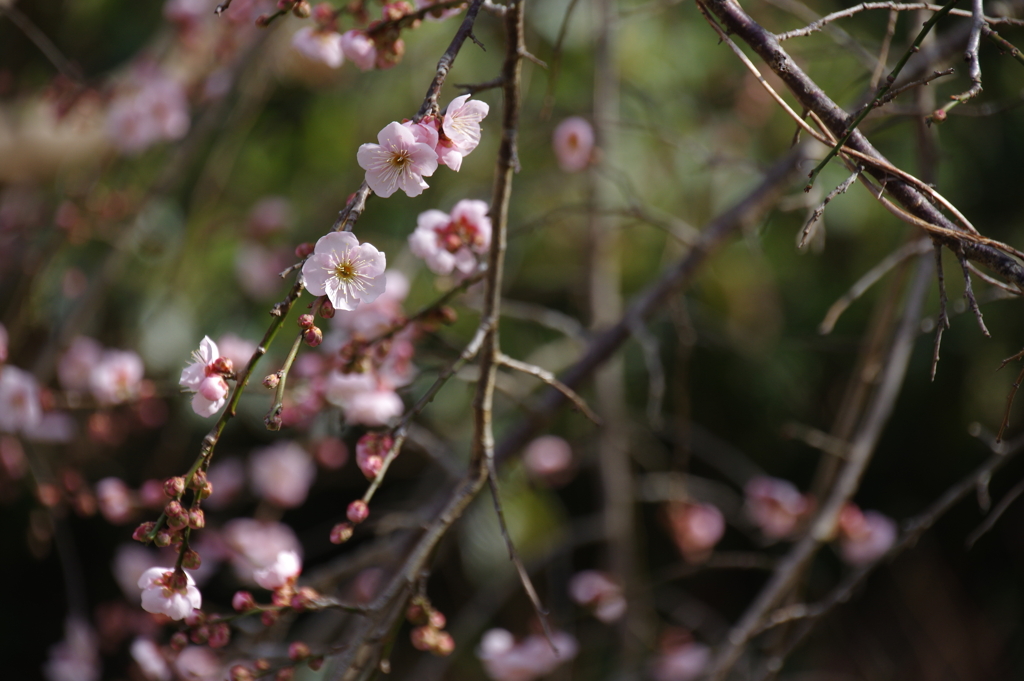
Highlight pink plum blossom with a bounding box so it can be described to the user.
[442,94,489,155]
[357,121,438,198]
[329,270,409,339]
[179,336,231,417]
[203,458,245,511]
[107,75,190,154]
[90,349,144,405]
[415,0,466,21]
[302,231,387,312]
[216,333,256,373]
[409,199,492,276]
[553,116,594,172]
[96,477,134,524]
[650,636,710,681]
[355,431,393,479]
[253,549,302,590]
[249,440,317,508]
[341,30,377,71]
[247,196,293,237]
[24,411,76,444]
[291,26,344,68]
[326,371,402,427]
[138,567,202,620]
[173,646,221,681]
[130,637,170,681]
[569,570,626,623]
[837,504,897,566]
[744,476,811,540]
[222,518,302,584]
[235,243,293,300]
[58,336,103,392]
[477,628,579,681]
[523,435,574,484]
[0,365,42,434]
[666,502,725,563]
[43,617,101,681]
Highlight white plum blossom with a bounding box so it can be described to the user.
[291,26,344,68]
[341,30,377,71]
[138,567,202,620]
[301,231,387,311]
[253,549,302,590]
[553,116,594,172]
[409,199,492,276]
[130,637,171,681]
[90,349,144,405]
[180,336,231,417]
[223,518,302,584]
[357,121,438,198]
[0,365,42,434]
[173,646,221,681]
[249,440,317,508]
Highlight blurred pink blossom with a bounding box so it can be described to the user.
[203,458,245,510]
[314,437,349,469]
[23,411,77,444]
[0,365,42,433]
[173,646,221,681]
[138,567,201,620]
[523,435,574,484]
[351,566,385,603]
[477,628,579,681]
[552,117,594,172]
[90,349,144,405]
[43,617,101,681]
[253,550,302,590]
[235,243,293,300]
[744,476,811,540]
[650,639,710,681]
[326,370,402,427]
[247,196,292,237]
[355,431,393,479]
[59,336,103,393]
[302,231,387,312]
[107,75,190,154]
[113,545,164,599]
[216,333,256,372]
[130,637,170,681]
[179,336,230,417]
[666,502,725,563]
[837,504,897,565]
[96,477,134,524]
[222,518,302,583]
[341,30,377,71]
[568,570,625,623]
[410,199,491,276]
[357,121,438,198]
[329,270,409,340]
[249,440,316,508]
[291,26,344,68]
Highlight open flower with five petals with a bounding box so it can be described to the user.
[357,122,438,198]
[179,336,231,418]
[302,232,387,311]
[138,567,201,620]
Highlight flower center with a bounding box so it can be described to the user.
[388,150,412,169]
[334,260,356,281]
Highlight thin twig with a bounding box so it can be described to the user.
[870,9,900,89]
[932,242,951,380]
[966,475,1024,547]
[497,354,602,424]
[799,166,861,249]
[957,249,991,336]
[263,331,304,431]
[983,25,1024,67]
[414,0,487,121]
[876,67,955,106]
[627,316,666,429]
[819,238,932,334]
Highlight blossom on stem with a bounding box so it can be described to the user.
[291,26,344,68]
[138,567,202,620]
[341,30,377,71]
[744,476,811,540]
[179,336,231,418]
[442,95,489,155]
[666,502,725,563]
[553,116,594,172]
[837,504,897,565]
[409,199,492,276]
[357,121,438,198]
[301,232,387,311]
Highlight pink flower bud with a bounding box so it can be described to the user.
[295,242,315,258]
[164,477,185,498]
[198,481,213,500]
[311,2,333,25]
[255,14,271,27]
[208,622,231,648]
[154,530,173,547]
[428,610,446,629]
[298,314,315,329]
[302,326,323,348]
[190,471,208,491]
[211,357,234,375]
[230,665,254,681]
[347,500,369,524]
[330,522,354,544]
[182,549,202,570]
[289,642,311,661]
[233,591,256,612]
[165,501,188,530]
[260,611,279,627]
[169,632,189,651]
[188,508,205,529]
[190,625,209,645]
[410,625,435,651]
[263,373,281,389]
[318,298,335,319]
[133,521,156,542]
[255,659,271,671]
[275,667,295,681]
[406,602,428,625]
[292,1,311,18]
[433,630,454,656]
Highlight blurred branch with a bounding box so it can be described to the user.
[0,5,83,82]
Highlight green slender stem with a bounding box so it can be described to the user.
[805,0,960,190]
[984,26,1024,67]
[265,331,305,431]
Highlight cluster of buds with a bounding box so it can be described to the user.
[406,596,454,656]
[298,313,323,348]
[229,647,324,681]
[329,498,371,546]
[355,431,393,480]
[132,472,211,550]
[172,611,232,650]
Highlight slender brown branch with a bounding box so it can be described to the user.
[497,353,602,424]
[414,0,488,121]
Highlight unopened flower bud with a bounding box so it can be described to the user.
[165,501,188,530]
[133,521,156,543]
[433,630,454,656]
[198,481,213,500]
[437,305,458,325]
[170,631,189,651]
[211,357,234,376]
[428,609,446,629]
[188,508,205,529]
[406,602,428,625]
[932,108,948,123]
[260,610,279,627]
[164,477,185,498]
[318,298,335,319]
[410,625,437,651]
[208,622,231,648]
[289,641,311,661]
[298,314,315,329]
[229,665,254,681]
[263,373,281,389]
[295,242,315,258]
[292,0,311,17]
[154,530,173,547]
[190,625,210,645]
[233,590,256,612]
[330,521,354,544]
[255,13,271,26]
[182,548,202,570]
[311,2,333,25]
[303,326,323,348]
[255,658,272,671]
[347,500,369,524]
[275,668,295,681]
[190,470,208,491]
